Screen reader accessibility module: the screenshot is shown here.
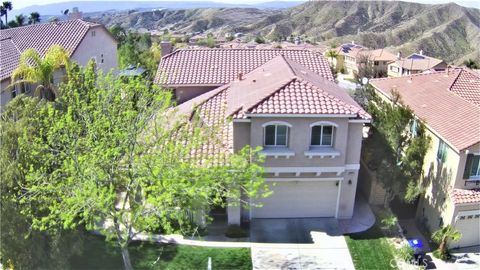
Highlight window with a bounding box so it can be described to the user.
[409,119,418,137]
[437,140,447,162]
[311,125,334,146]
[100,54,104,64]
[91,30,96,37]
[264,124,288,147]
[464,154,480,179]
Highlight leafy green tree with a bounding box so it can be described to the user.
[14,14,25,26]
[109,24,127,43]
[28,12,40,24]
[12,63,268,269]
[254,36,265,44]
[10,44,70,100]
[432,225,461,260]
[363,87,431,203]
[463,59,479,69]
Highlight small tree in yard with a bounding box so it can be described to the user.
[8,62,269,270]
[432,225,461,260]
[362,86,431,204]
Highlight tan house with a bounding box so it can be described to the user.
[156,49,371,225]
[370,69,480,248]
[332,42,396,77]
[0,19,118,107]
[387,52,447,77]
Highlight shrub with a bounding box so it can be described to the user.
[225,225,248,238]
[381,214,398,229]
[398,244,415,262]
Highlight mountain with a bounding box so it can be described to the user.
[87,1,479,63]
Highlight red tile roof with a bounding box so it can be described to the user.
[370,69,480,151]
[0,19,104,81]
[155,48,334,86]
[175,55,370,161]
[450,188,480,204]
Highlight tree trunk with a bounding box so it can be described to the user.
[121,246,134,270]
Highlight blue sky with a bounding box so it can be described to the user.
[12,0,480,10]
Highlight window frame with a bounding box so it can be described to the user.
[262,121,291,148]
[309,121,337,148]
[470,155,480,178]
[437,140,447,162]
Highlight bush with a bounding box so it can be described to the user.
[225,225,248,238]
[432,249,449,261]
[381,214,398,229]
[398,244,415,262]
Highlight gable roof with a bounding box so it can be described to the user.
[0,19,110,81]
[154,48,334,86]
[175,55,370,162]
[392,54,445,71]
[370,69,480,151]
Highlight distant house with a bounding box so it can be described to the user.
[156,48,371,225]
[333,42,397,77]
[387,51,447,77]
[370,68,480,248]
[0,19,118,107]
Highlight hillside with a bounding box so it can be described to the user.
[88,1,480,63]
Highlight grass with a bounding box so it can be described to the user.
[69,234,252,270]
[345,224,398,270]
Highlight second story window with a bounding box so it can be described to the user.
[437,140,447,162]
[464,154,480,179]
[264,123,289,147]
[311,125,334,147]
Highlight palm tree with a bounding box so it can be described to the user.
[28,12,40,24]
[432,225,462,260]
[325,49,339,62]
[10,45,70,101]
[0,6,6,26]
[14,14,24,27]
[2,1,12,26]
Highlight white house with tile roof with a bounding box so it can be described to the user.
[0,19,118,107]
[370,68,480,248]
[160,50,371,225]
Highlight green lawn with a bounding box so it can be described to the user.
[68,234,252,270]
[345,225,397,270]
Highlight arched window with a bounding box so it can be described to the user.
[310,122,337,147]
[263,121,291,147]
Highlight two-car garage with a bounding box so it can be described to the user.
[250,180,339,219]
[452,210,480,248]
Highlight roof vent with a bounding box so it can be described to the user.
[237,72,243,81]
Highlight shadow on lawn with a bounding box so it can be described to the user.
[346,224,385,240]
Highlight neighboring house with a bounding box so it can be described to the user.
[155,47,334,103]
[387,52,447,77]
[161,52,371,225]
[333,42,396,77]
[370,68,480,248]
[0,19,118,107]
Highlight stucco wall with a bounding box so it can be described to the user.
[71,27,118,74]
[174,86,218,104]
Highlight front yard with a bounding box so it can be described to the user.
[345,224,398,270]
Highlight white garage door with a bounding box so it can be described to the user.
[251,181,338,218]
[453,211,480,248]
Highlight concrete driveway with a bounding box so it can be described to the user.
[428,246,480,270]
[250,218,355,269]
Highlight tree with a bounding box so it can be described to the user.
[463,59,479,69]
[432,225,461,260]
[12,63,269,269]
[325,50,339,63]
[109,24,127,43]
[254,36,266,44]
[28,12,40,24]
[2,1,12,25]
[10,44,70,101]
[362,87,431,203]
[14,14,25,26]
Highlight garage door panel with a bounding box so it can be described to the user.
[251,181,337,218]
[453,215,480,248]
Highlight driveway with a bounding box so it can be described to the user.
[428,246,480,270]
[250,218,355,269]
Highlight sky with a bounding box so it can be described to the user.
[12,0,480,10]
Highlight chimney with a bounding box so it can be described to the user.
[419,49,423,56]
[160,41,173,57]
[396,52,402,60]
[351,40,355,45]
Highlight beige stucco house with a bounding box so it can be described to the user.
[0,19,118,107]
[331,42,396,77]
[156,48,371,225]
[387,52,447,77]
[370,69,480,248]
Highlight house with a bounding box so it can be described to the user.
[156,49,371,225]
[333,42,397,77]
[154,47,334,103]
[387,51,447,77]
[370,68,480,248]
[0,19,118,107]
